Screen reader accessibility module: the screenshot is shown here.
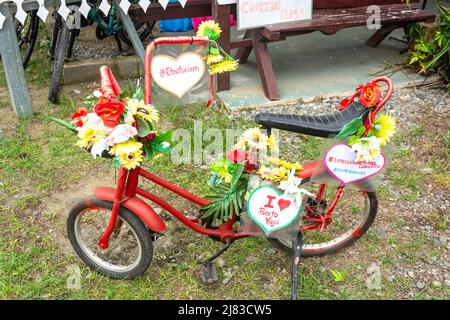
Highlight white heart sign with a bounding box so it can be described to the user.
[151,52,206,99]
[246,186,301,235]
[324,144,386,185]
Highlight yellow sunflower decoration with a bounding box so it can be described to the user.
[126,99,160,125]
[197,20,222,39]
[369,113,397,146]
[269,158,303,171]
[258,165,289,182]
[76,125,106,148]
[196,20,239,75]
[109,140,144,170]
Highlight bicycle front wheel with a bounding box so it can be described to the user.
[67,198,153,279]
[269,180,378,257]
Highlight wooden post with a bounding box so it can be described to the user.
[0,3,33,118]
[251,29,280,100]
[116,1,145,67]
[212,0,231,91]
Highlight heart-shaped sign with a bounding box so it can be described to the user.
[246,186,301,235]
[324,144,386,185]
[151,52,206,99]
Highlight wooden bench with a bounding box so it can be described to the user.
[234,0,436,101]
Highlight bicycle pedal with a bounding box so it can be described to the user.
[200,262,218,284]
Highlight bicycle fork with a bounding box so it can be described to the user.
[291,233,303,300]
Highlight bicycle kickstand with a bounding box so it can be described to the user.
[200,239,232,284]
[291,233,303,300]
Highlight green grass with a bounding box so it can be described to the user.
[0,81,449,299]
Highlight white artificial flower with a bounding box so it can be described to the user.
[91,138,109,158]
[93,90,102,98]
[85,113,104,128]
[351,136,381,161]
[279,168,314,205]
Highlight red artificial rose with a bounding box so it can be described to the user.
[359,83,382,108]
[94,97,125,127]
[71,107,88,127]
[147,131,156,141]
[226,149,248,163]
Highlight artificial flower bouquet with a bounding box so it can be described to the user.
[202,127,311,223]
[335,81,397,161]
[196,20,239,75]
[51,67,172,170]
[201,81,398,224]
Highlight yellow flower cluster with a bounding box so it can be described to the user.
[109,140,144,170]
[234,127,278,152]
[76,125,106,148]
[197,20,222,38]
[208,59,239,75]
[370,113,396,146]
[125,99,159,125]
[269,158,303,171]
[258,165,289,182]
[206,54,224,65]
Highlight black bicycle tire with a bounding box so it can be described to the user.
[48,21,71,103]
[269,181,378,257]
[118,21,155,47]
[21,11,39,68]
[67,197,153,279]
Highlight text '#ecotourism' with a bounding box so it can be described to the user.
[158,65,200,78]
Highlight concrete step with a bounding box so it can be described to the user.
[63,55,142,85]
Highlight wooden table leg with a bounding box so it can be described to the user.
[116,1,145,67]
[212,0,230,92]
[235,30,253,63]
[251,29,280,101]
[366,24,400,47]
[0,4,33,118]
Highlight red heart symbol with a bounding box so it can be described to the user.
[278,199,291,211]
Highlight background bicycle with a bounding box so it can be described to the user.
[48,0,156,102]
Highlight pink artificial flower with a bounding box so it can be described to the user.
[106,124,138,146]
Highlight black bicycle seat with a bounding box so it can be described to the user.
[254,102,369,138]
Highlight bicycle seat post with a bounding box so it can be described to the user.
[291,233,303,300]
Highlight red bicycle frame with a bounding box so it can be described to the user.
[96,37,394,249]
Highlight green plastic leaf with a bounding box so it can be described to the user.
[136,117,151,138]
[335,118,364,139]
[210,31,220,41]
[153,130,173,144]
[230,163,244,190]
[49,117,78,133]
[330,269,345,282]
[112,156,122,168]
[347,135,359,146]
[209,46,220,55]
[208,159,229,174]
[133,86,144,100]
[356,125,367,138]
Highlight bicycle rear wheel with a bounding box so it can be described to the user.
[15,10,39,68]
[118,20,155,47]
[48,20,72,103]
[269,180,378,257]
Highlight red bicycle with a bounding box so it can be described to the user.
[66,37,393,295]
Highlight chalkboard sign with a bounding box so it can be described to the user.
[237,0,312,30]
